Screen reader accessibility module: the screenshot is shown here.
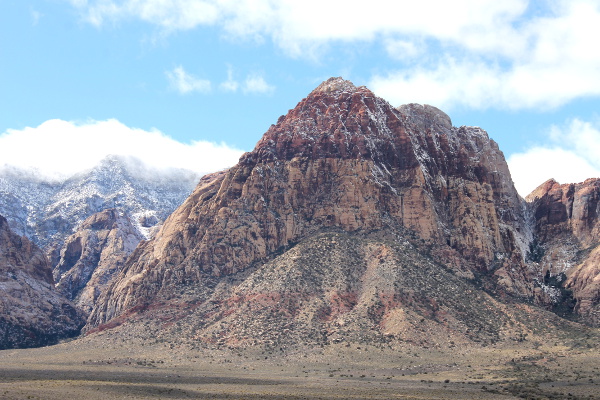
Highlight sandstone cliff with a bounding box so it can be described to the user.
[0,215,85,349]
[88,78,531,341]
[526,178,600,324]
[53,209,144,314]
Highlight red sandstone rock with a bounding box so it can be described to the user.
[526,178,600,324]
[88,78,530,331]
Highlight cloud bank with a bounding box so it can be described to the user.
[508,119,600,196]
[69,0,600,110]
[0,119,244,180]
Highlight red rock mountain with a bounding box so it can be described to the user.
[0,214,85,349]
[526,178,600,324]
[53,209,144,315]
[86,78,542,345]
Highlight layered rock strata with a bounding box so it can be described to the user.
[89,78,530,336]
[526,178,600,324]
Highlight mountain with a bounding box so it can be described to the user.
[526,178,600,323]
[86,77,551,346]
[0,214,85,349]
[53,208,144,315]
[0,155,201,264]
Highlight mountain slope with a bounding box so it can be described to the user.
[0,155,200,258]
[53,209,144,314]
[87,78,535,344]
[0,215,85,349]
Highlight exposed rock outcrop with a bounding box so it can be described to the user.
[0,155,200,260]
[53,209,144,314]
[526,178,600,324]
[0,215,85,349]
[88,78,531,341]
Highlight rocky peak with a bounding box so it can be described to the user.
[84,208,120,230]
[523,178,600,324]
[88,78,530,330]
[397,103,453,132]
[311,76,358,94]
[0,154,200,268]
[525,178,559,203]
[527,178,600,245]
[250,77,416,171]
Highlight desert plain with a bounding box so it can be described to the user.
[1,323,599,400]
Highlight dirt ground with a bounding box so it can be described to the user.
[1,328,599,400]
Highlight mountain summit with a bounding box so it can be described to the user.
[85,78,545,347]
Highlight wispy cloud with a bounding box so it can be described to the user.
[0,119,244,180]
[30,8,42,26]
[243,73,275,95]
[508,118,600,196]
[219,65,239,92]
[69,0,600,111]
[72,0,220,30]
[166,66,211,94]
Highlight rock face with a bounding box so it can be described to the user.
[0,215,85,349]
[53,209,144,314]
[526,178,600,324]
[88,78,532,342]
[92,232,548,348]
[0,155,200,259]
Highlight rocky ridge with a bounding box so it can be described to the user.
[526,178,600,324]
[53,209,145,315]
[87,78,537,344]
[0,155,200,259]
[0,214,85,349]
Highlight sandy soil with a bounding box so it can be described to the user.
[1,329,599,400]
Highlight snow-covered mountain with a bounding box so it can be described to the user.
[0,155,202,259]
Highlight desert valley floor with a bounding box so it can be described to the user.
[1,324,599,400]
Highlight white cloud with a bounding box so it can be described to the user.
[384,39,423,61]
[69,0,600,111]
[508,118,600,196]
[219,65,238,92]
[69,0,526,53]
[370,59,502,110]
[372,1,600,110]
[166,66,211,94]
[243,73,275,95]
[75,0,220,30]
[0,119,244,180]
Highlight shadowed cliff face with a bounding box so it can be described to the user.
[0,215,85,349]
[526,178,600,324]
[88,78,530,337]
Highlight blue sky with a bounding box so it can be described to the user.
[1,0,600,195]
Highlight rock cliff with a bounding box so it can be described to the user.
[526,178,600,324]
[53,209,144,314]
[0,215,85,349]
[88,78,532,342]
